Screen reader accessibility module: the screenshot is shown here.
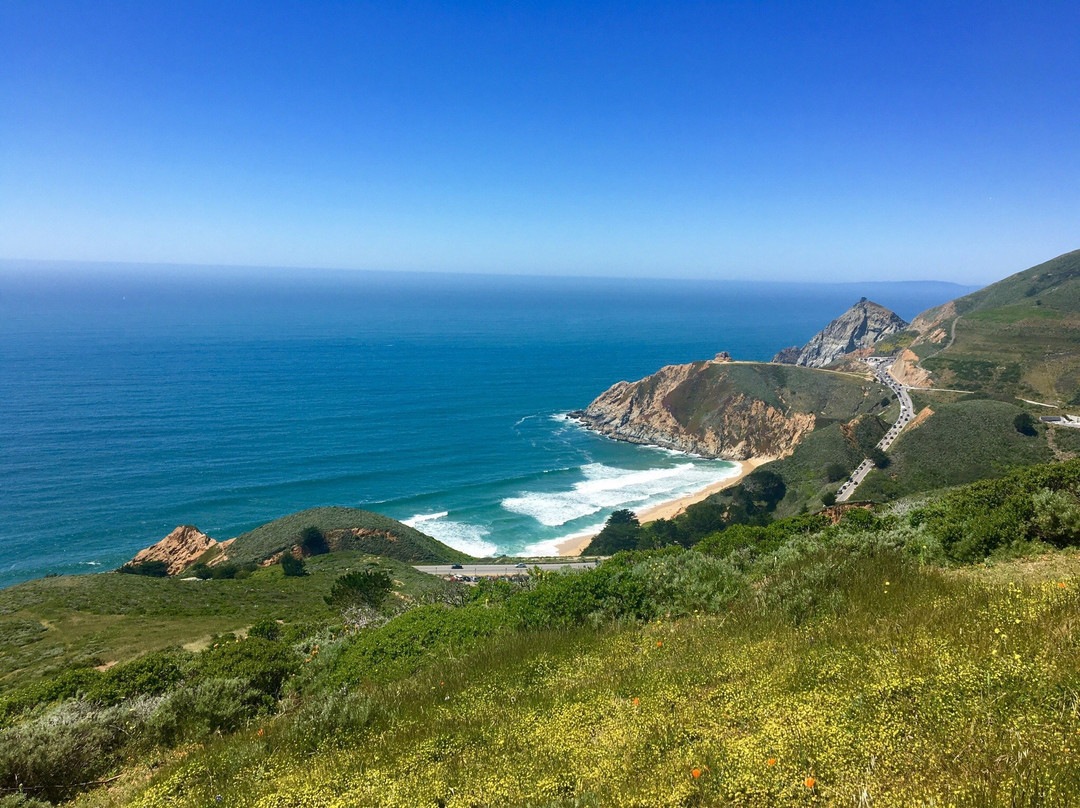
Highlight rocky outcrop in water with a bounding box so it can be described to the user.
[130,525,219,575]
[773,299,908,368]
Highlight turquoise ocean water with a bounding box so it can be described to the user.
[0,264,975,587]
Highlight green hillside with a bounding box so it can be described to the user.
[913,249,1080,403]
[0,553,457,689]
[225,506,472,565]
[857,399,1056,501]
[666,361,892,432]
[8,461,1080,807]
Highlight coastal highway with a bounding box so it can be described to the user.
[836,355,915,502]
[414,561,598,577]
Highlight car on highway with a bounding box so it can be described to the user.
[451,564,463,569]
[514,562,527,568]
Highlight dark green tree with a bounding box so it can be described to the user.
[326,568,393,610]
[280,555,307,577]
[1014,412,1037,436]
[299,526,330,556]
[583,509,642,555]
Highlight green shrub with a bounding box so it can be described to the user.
[326,569,393,611]
[83,649,189,705]
[147,678,264,746]
[315,605,508,691]
[280,555,307,577]
[299,526,329,556]
[1014,411,1037,436]
[583,509,641,555]
[248,619,282,642]
[192,638,299,699]
[189,563,213,579]
[0,698,158,803]
[117,560,169,577]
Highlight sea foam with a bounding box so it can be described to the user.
[501,461,738,527]
[403,511,498,557]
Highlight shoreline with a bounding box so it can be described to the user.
[554,457,769,557]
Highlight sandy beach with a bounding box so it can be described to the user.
[555,457,769,556]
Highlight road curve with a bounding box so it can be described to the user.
[836,356,914,502]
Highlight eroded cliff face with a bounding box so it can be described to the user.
[573,361,816,460]
[774,299,908,368]
[130,525,219,575]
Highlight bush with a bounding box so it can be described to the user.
[1014,411,1037,436]
[326,569,393,611]
[299,526,330,556]
[193,638,300,699]
[280,555,307,577]
[147,678,264,746]
[0,698,158,803]
[248,619,282,642]
[189,563,213,579]
[825,462,847,483]
[822,491,837,506]
[869,447,890,468]
[583,509,642,555]
[117,560,169,577]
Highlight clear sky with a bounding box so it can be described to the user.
[1,1,1078,283]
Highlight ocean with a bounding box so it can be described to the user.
[0,263,975,587]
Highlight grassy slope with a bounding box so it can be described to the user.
[0,553,453,688]
[917,249,1080,403]
[857,399,1055,501]
[664,362,893,435]
[226,506,472,565]
[93,550,1080,808]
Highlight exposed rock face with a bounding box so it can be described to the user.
[573,361,816,460]
[890,348,933,387]
[773,299,908,368]
[130,525,218,575]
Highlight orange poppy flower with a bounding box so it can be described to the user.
[1059,582,1067,588]
[804,777,816,788]
[767,757,776,766]
[633,698,640,706]
[657,640,663,647]
[691,768,702,779]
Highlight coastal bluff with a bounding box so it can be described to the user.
[571,360,890,460]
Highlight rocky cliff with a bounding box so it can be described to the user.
[130,525,220,575]
[773,299,909,368]
[573,360,889,460]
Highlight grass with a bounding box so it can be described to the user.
[917,249,1080,402]
[0,553,454,689]
[660,361,892,435]
[857,399,1055,501]
[84,546,1080,808]
[225,506,472,565]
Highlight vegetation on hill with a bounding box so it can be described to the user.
[578,359,894,459]
[913,249,1080,402]
[225,506,472,565]
[0,553,458,690]
[6,460,1077,807]
[857,399,1055,501]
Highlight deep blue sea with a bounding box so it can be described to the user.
[0,263,976,587]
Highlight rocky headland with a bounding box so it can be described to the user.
[773,298,908,368]
[571,359,888,460]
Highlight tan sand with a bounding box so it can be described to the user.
[555,457,769,557]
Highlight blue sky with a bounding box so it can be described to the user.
[1,1,1078,283]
